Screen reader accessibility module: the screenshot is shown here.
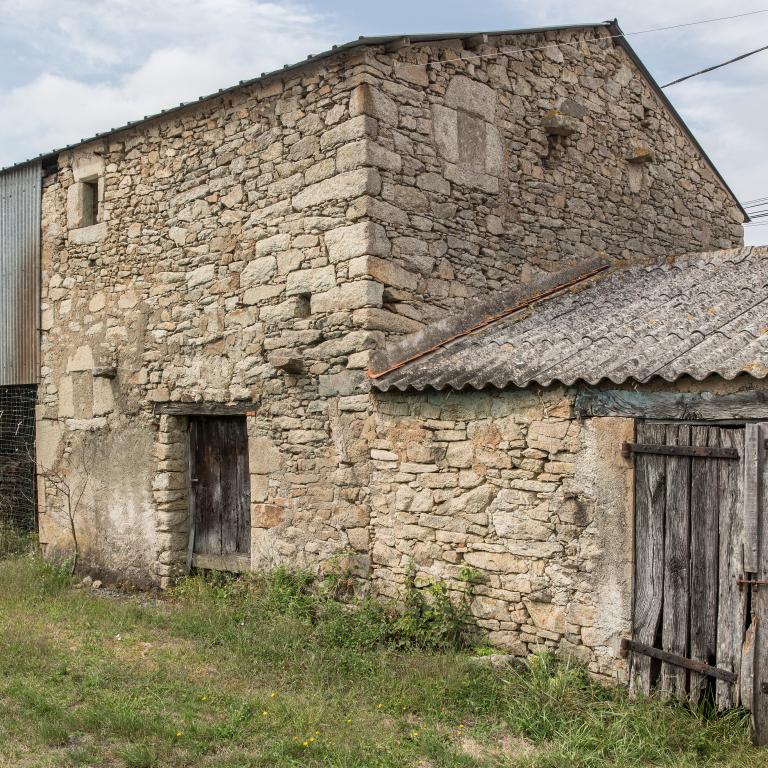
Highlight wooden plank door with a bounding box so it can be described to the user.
[628,419,768,744]
[189,416,251,571]
[630,422,745,706]
[660,423,690,697]
[688,426,723,704]
[630,423,666,695]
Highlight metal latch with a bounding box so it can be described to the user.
[737,578,768,590]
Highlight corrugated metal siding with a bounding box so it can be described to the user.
[0,162,42,386]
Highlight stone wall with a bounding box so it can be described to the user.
[350,28,744,325]
[36,27,743,596]
[36,49,387,583]
[368,386,633,680]
[367,375,768,679]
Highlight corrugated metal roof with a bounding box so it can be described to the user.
[370,247,768,392]
[0,20,748,220]
[0,162,41,386]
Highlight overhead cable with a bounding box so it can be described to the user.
[662,43,768,87]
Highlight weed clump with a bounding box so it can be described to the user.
[171,560,478,652]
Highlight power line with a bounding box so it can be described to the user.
[629,9,768,35]
[662,43,768,87]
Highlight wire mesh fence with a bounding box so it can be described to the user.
[0,385,36,555]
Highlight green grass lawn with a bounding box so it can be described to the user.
[0,556,764,768]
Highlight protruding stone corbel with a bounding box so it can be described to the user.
[542,109,578,137]
[92,366,117,379]
[626,147,655,164]
[270,351,305,374]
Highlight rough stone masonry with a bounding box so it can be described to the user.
[35,25,744,677]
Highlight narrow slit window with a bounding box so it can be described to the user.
[82,180,99,226]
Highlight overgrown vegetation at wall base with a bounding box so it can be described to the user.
[192,563,480,652]
[0,556,764,768]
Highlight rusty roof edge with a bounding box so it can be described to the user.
[0,22,613,175]
[368,256,611,380]
[607,20,748,222]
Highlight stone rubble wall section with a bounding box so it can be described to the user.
[349,30,743,326]
[37,50,389,582]
[368,387,633,681]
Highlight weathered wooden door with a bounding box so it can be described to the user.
[626,422,768,743]
[189,416,251,572]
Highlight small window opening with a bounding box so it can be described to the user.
[81,180,99,226]
[542,134,566,169]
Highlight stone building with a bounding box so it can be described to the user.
[6,20,768,706]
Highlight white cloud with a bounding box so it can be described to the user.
[0,0,337,166]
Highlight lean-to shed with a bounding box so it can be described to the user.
[369,246,768,736]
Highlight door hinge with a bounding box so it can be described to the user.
[621,442,739,460]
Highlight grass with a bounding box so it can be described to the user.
[0,555,764,767]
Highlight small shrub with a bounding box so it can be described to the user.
[389,568,475,651]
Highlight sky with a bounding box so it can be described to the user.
[1,0,766,243]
